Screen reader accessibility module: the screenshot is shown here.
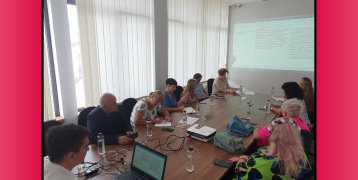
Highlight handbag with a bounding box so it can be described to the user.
[227,115,254,137]
[214,132,245,154]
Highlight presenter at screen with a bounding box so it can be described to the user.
[212,68,240,94]
[130,91,171,127]
[162,78,185,112]
[270,82,310,124]
[178,79,198,107]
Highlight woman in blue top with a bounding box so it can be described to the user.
[162,78,185,112]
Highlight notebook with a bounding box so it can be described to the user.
[113,142,167,180]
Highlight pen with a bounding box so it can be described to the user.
[173,124,177,128]
[189,145,200,152]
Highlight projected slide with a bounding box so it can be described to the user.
[232,14,314,71]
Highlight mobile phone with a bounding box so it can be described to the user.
[128,132,138,139]
[161,128,174,132]
[213,159,232,168]
[84,167,99,176]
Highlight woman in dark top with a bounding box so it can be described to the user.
[162,78,185,112]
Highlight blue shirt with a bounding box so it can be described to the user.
[162,92,177,108]
[195,83,206,98]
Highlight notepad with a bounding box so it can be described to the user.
[154,121,172,127]
[274,98,285,102]
[184,107,196,114]
[179,117,199,125]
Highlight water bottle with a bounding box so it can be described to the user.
[186,147,194,172]
[182,110,187,127]
[239,85,243,94]
[271,87,274,99]
[196,102,200,115]
[247,105,251,120]
[97,133,105,155]
[266,100,271,113]
[147,120,152,137]
[210,95,214,105]
[225,89,228,99]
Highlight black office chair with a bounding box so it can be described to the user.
[308,112,315,140]
[207,78,214,96]
[43,120,62,157]
[173,85,183,102]
[301,130,314,157]
[78,106,96,128]
[122,98,137,120]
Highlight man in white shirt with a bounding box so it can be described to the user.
[44,123,89,180]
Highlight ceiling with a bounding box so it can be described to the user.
[217,0,265,6]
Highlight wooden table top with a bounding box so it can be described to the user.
[73,93,281,180]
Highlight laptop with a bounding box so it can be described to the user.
[113,142,167,180]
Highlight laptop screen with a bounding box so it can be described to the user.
[131,143,166,180]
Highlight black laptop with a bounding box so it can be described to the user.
[113,142,167,180]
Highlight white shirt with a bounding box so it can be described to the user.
[44,156,76,180]
[130,98,162,127]
[293,98,310,124]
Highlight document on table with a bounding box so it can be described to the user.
[242,91,255,95]
[154,121,172,127]
[274,97,285,102]
[184,107,196,114]
[264,105,281,111]
[179,117,199,125]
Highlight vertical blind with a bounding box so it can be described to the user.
[44,30,55,121]
[168,0,228,86]
[77,0,153,106]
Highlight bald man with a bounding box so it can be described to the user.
[87,93,133,145]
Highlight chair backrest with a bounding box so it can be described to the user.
[78,106,96,128]
[122,98,138,120]
[207,78,214,96]
[173,86,184,102]
[43,120,62,157]
[300,130,313,153]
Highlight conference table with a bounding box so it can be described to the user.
[74,93,281,180]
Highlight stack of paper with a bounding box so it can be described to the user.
[179,117,199,125]
[184,107,196,114]
[154,121,172,127]
[274,97,285,102]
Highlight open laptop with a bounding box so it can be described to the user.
[113,142,167,180]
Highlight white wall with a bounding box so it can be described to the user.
[227,0,314,97]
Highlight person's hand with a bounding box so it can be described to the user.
[163,115,172,122]
[178,105,185,111]
[228,90,236,94]
[152,118,163,124]
[270,104,276,110]
[236,155,249,166]
[256,124,261,130]
[118,136,132,145]
[126,131,134,136]
[229,157,240,163]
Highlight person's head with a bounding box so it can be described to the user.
[193,73,202,84]
[181,79,197,98]
[148,90,164,107]
[218,68,229,79]
[46,124,89,168]
[299,77,314,95]
[267,121,306,179]
[165,78,177,93]
[281,82,304,100]
[281,99,303,118]
[99,93,118,114]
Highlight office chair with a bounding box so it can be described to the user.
[43,120,62,157]
[207,78,214,96]
[173,85,184,102]
[301,130,315,157]
[78,106,96,128]
[122,98,137,120]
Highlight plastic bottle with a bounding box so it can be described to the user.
[147,120,152,137]
[186,147,194,172]
[225,89,228,99]
[247,105,251,120]
[196,102,200,115]
[97,132,105,155]
[266,100,271,113]
[210,95,214,105]
[183,110,187,127]
[271,87,274,99]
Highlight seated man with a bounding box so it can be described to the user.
[193,73,209,101]
[87,93,133,145]
[44,123,89,180]
[253,98,310,147]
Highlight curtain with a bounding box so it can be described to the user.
[44,29,55,121]
[168,0,228,86]
[77,0,153,105]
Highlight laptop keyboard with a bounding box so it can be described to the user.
[113,170,146,180]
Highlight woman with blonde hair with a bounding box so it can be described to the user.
[212,68,240,94]
[229,120,311,179]
[130,90,171,127]
[299,77,315,121]
[178,79,198,107]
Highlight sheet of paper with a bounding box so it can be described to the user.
[154,121,172,127]
[274,97,285,102]
[184,107,196,114]
[242,91,255,95]
[264,105,281,111]
[179,117,199,125]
